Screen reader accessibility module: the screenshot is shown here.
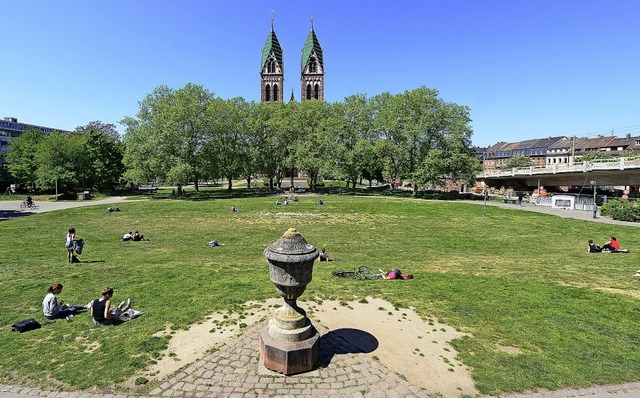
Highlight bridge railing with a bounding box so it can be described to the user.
[481,156,640,178]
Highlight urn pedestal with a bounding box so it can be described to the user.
[259,228,319,375]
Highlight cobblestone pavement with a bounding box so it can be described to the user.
[1,197,639,397]
[1,320,639,397]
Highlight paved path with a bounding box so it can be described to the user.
[1,197,639,398]
[0,197,131,220]
[460,199,640,227]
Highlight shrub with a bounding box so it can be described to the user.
[600,199,640,222]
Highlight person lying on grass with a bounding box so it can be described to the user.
[378,268,414,280]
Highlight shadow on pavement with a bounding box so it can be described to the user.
[0,210,33,220]
[319,328,378,367]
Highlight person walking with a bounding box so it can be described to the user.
[65,228,77,263]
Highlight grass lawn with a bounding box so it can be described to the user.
[1,195,639,395]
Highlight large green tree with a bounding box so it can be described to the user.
[252,101,290,190]
[330,94,375,191]
[81,129,124,191]
[6,129,43,191]
[75,120,121,142]
[121,83,215,192]
[291,100,332,191]
[35,132,82,192]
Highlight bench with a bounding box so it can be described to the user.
[77,191,91,200]
[139,187,158,195]
[503,197,518,204]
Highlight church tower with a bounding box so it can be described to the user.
[260,17,284,102]
[300,17,324,101]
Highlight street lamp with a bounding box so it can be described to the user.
[590,180,597,219]
[481,180,487,217]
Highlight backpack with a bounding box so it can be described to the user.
[11,318,41,333]
[75,239,84,255]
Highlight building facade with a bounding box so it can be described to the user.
[0,117,70,179]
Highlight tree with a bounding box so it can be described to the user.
[121,84,215,192]
[290,100,332,191]
[81,129,124,191]
[35,132,83,192]
[330,94,374,191]
[252,101,290,190]
[576,151,615,164]
[504,154,533,169]
[354,139,386,187]
[75,121,121,142]
[204,97,250,191]
[6,129,43,191]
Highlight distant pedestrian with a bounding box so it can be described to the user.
[65,228,77,263]
[517,192,523,207]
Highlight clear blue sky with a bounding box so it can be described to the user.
[2,1,639,147]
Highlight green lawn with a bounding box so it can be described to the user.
[1,195,639,395]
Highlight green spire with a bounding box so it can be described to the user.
[261,20,283,73]
[301,18,323,73]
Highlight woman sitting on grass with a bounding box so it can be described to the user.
[42,283,86,320]
[91,287,130,326]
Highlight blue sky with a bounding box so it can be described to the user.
[2,1,639,147]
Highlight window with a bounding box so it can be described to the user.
[306,84,312,100]
[309,56,317,73]
[273,85,279,101]
[314,84,320,99]
[265,84,271,101]
[267,56,276,74]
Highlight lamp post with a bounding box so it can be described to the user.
[481,180,487,217]
[590,180,597,219]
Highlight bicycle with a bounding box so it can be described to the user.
[331,265,379,280]
[19,201,37,210]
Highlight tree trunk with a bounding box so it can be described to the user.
[290,166,295,191]
[227,177,233,191]
[177,185,183,196]
[246,176,252,189]
[269,177,274,191]
[194,179,199,192]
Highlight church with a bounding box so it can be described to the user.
[260,17,324,103]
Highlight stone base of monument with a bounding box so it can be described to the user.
[259,325,320,375]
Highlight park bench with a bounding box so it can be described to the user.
[139,186,158,195]
[503,197,518,204]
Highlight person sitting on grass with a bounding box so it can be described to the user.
[318,248,329,261]
[42,283,86,320]
[122,231,133,241]
[91,287,130,326]
[132,230,146,241]
[602,236,620,252]
[587,239,602,253]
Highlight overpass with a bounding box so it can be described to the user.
[478,157,640,190]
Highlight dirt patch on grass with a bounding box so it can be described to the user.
[132,297,477,397]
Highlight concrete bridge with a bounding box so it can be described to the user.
[479,157,640,189]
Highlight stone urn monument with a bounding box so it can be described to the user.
[260,228,319,375]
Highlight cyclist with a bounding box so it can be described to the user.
[26,196,34,207]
